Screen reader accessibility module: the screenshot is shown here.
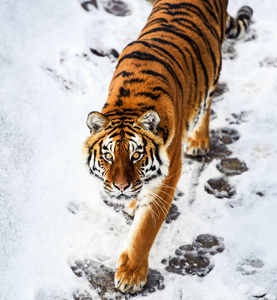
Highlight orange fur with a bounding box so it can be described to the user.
[83,0,253,294]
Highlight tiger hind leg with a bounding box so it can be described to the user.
[184,112,210,157]
[184,89,215,157]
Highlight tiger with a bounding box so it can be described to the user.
[83,0,253,294]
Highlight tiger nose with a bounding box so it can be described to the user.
[114,182,130,192]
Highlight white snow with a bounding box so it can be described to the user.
[1,0,277,299]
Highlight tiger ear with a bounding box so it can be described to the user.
[138,110,160,133]
[86,111,109,134]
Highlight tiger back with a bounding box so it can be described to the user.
[83,0,253,294]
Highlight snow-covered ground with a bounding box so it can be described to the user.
[1,0,277,299]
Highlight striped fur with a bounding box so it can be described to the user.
[83,0,253,294]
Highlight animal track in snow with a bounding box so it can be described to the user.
[80,0,132,16]
[162,234,225,277]
[260,56,277,68]
[205,176,235,199]
[71,259,165,299]
[237,258,265,276]
[42,49,117,95]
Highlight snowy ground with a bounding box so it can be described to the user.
[1,0,277,299]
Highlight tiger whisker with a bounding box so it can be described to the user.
[146,182,176,190]
[149,189,178,213]
[148,191,168,218]
[146,185,175,201]
[153,193,168,215]
[150,196,161,219]
[153,198,168,219]
[164,167,183,180]
[151,187,175,200]
[145,201,157,227]
[149,190,170,205]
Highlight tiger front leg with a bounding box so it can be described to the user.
[114,205,151,293]
[115,181,176,293]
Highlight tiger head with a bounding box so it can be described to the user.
[83,110,169,205]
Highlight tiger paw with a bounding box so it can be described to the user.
[114,251,148,294]
[185,138,210,157]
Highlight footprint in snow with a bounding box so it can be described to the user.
[42,49,118,95]
[80,0,132,17]
[71,259,165,299]
[162,234,225,277]
[237,258,265,276]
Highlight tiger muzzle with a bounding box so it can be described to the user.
[114,182,130,192]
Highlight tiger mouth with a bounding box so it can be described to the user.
[102,192,139,212]
[101,187,139,200]
[115,194,136,200]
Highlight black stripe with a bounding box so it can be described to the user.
[151,36,190,81]
[109,131,119,138]
[153,86,170,97]
[135,92,160,101]
[87,139,102,164]
[87,151,92,167]
[105,111,140,117]
[137,104,155,111]
[141,40,186,89]
[92,150,97,170]
[159,3,209,24]
[126,124,138,132]
[144,174,158,183]
[153,7,190,18]
[218,0,225,44]
[149,148,154,164]
[128,40,151,49]
[119,87,130,97]
[144,156,149,166]
[143,17,169,30]
[117,51,183,98]
[123,78,145,85]
[115,98,123,106]
[209,90,215,97]
[211,0,220,18]
[226,17,236,37]
[125,40,184,81]
[159,127,169,144]
[154,2,220,41]
[116,86,131,106]
[170,18,218,77]
[151,37,195,104]
[241,19,248,31]
[140,69,168,83]
[238,13,251,21]
[140,27,209,98]
[142,137,148,147]
[113,71,134,80]
[201,1,219,23]
[186,121,190,131]
[202,0,213,10]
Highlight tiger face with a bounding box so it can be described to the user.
[83,110,169,205]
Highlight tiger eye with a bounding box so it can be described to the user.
[134,152,139,159]
[133,152,141,160]
[104,153,113,161]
